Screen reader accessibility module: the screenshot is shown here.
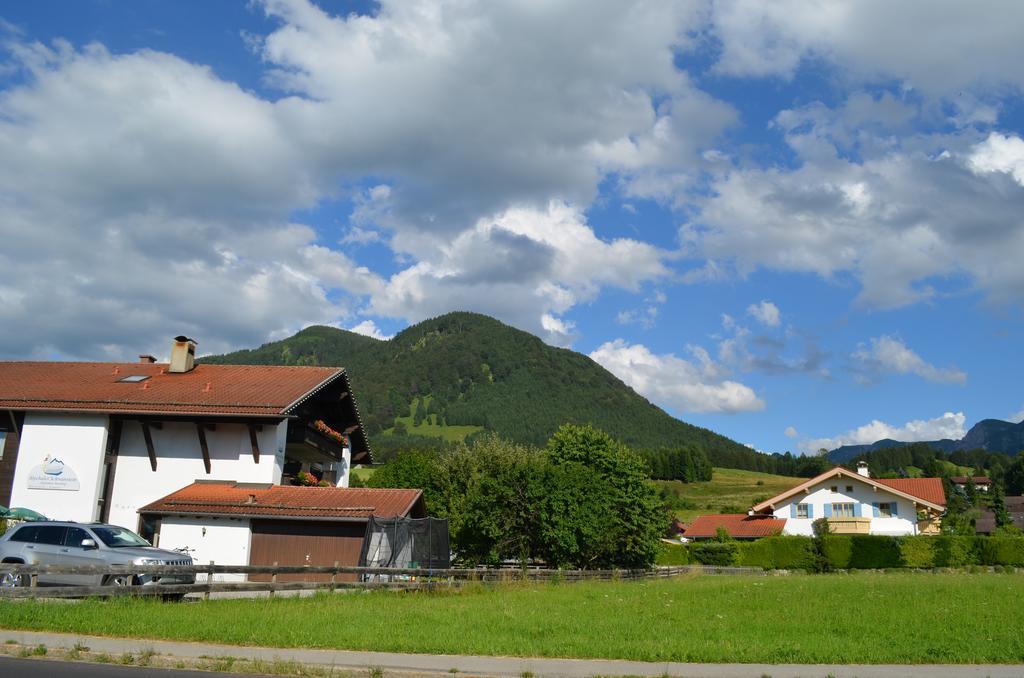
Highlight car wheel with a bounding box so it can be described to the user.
[103,574,137,587]
[0,571,28,588]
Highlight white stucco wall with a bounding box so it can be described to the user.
[107,420,287,531]
[775,476,921,536]
[157,516,252,581]
[9,413,109,522]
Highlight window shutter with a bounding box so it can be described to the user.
[854,503,862,518]
[808,504,814,519]
[824,503,832,518]
[892,502,898,517]
[872,503,880,518]
[790,504,797,519]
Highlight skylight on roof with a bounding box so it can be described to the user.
[118,375,150,383]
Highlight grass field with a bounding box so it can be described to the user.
[382,396,484,442]
[2,573,1023,663]
[659,467,799,522]
[350,466,376,483]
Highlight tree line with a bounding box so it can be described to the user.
[363,424,667,568]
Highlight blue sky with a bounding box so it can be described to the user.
[2,1,1024,455]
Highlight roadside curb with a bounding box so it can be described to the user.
[2,629,1024,678]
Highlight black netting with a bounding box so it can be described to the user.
[359,516,450,574]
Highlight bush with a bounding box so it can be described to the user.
[738,537,817,570]
[933,536,977,567]
[656,543,690,566]
[691,542,738,566]
[978,538,1024,566]
[819,536,852,569]
[849,535,901,569]
[899,537,937,568]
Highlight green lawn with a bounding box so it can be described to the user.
[2,573,1023,663]
[660,467,799,522]
[350,466,376,483]
[383,396,484,442]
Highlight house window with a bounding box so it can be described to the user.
[830,485,838,492]
[832,503,856,518]
[845,485,853,492]
[878,502,893,517]
[796,503,810,519]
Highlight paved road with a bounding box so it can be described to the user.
[3,629,1024,678]
[0,656,259,677]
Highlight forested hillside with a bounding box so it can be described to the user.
[204,313,765,458]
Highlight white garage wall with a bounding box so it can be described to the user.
[107,420,286,530]
[9,413,109,522]
[157,516,252,582]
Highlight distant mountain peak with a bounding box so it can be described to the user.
[828,418,1024,462]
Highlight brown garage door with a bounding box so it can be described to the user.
[249,519,366,582]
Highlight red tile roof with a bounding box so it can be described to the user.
[0,362,342,417]
[683,514,786,539]
[875,477,946,506]
[140,481,424,520]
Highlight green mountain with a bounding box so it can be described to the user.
[203,312,753,461]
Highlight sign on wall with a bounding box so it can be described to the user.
[26,455,80,491]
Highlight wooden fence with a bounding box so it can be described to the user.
[0,563,766,599]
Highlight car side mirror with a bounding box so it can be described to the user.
[80,538,98,549]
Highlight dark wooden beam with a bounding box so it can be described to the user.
[7,410,20,435]
[140,422,157,472]
[248,425,260,464]
[343,424,359,435]
[338,391,350,401]
[196,424,212,475]
[98,420,122,523]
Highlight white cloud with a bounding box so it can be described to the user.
[347,320,392,341]
[0,1,726,358]
[969,133,1024,186]
[688,99,1024,310]
[1008,408,1024,425]
[589,339,764,414]
[709,1,1024,96]
[746,300,781,327]
[369,202,669,345]
[800,411,967,454]
[852,335,966,385]
[784,426,799,438]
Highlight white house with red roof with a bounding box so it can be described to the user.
[752,463,946,536]
[685,462,946,540]
[0,336,372,535]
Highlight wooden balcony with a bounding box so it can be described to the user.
[827,517,871,534]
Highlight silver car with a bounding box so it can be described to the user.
[0,521,195,588]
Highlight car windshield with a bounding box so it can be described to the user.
[90,526,151,548]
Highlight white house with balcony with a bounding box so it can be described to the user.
[748,462,946,536]
[0,336,372,549]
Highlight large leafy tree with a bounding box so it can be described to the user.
[547,424,665,568]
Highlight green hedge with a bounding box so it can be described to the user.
[676,535,1024,570]
[690,542,738,566]
[737,537,818,570]
[656,543,690,566]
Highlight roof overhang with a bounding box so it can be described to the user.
[751,466,945,514]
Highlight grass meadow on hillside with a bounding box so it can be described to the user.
[659,467,799,522]
[2,573,1023,663]
[383,396,484,442]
